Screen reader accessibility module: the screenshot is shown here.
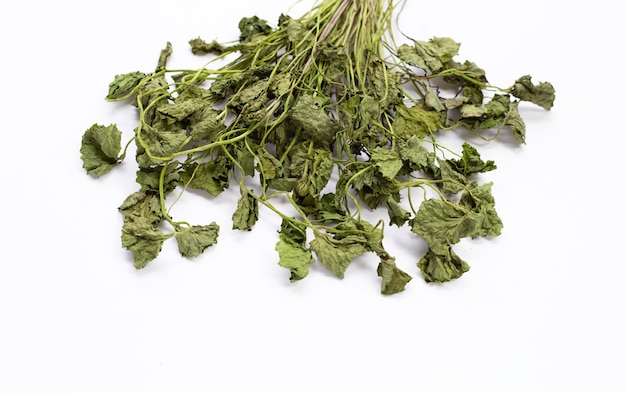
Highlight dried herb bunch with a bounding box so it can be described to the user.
[80,0,555,294]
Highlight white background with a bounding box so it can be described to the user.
[1,0,624,391]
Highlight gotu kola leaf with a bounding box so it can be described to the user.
[176,223,219,258]
[276,219,314,282]
[80,124,122,177]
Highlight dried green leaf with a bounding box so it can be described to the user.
[393,103,442,139]
[238,16,272,43]
[256,147,283,180]
[396,136,430,171]
[370,148,403,180]
[138,125,188,163]
[232,187,259,231]
[410,198,478,255]
[106,72,147,100]
[176,223,219,258]
[459,181,503,238]
[398,37,460,73]
[438,159,467,194]
[121,216,168,269]
[118,190,163,224]
[309,150,335,197]
[80,124,122,177]
[181,157,231,197]
[377,255,412,294]
[451,142,497,176]
[505,101,527,143]
[510,75,555,110]
[189,107,223,142]
[188,37,225,55]
[290,94,339,146]
[310,230,367,279]
[276,239,314,282]
[276,220,314,281]
[157,97,208,123]
[156,42,173,72]
[386,198,411,227]
[135,162,181,193]
[418,246,470,283]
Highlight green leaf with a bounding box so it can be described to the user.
[118,190,163,224]
[418,246,470,283]
[137,125,188,165]
[188,37,225,55]
[276,239,314,282]
[396,136,430,171]
[256,147,283,180]
[156,42,173,72]
[232,187,259,231]
[370,148,403,180]
[377,255,412,294]
[398,37,460,73]
[181,157,231,197]
[386,198,411,227]
[410,198,478,255]
[289,94,339,146]
[118,190,166,268]
[121,216,168,269]
[438,159,467,194]
[424,84,446,112]
[393,103,442,139]
[452,142,497,176]
[310,230,367,279]
[189,107,223,142]
[157,97,208,123]
[510,75,555,110]
[459,181,503,238]
[276,220,314,281]
[135,163,181,193]
[309,150,335,197]
[238,16,272,43]
[505,101,527,143]
[106,72,146,100]
[80,124,122,177]
[176,223,219,258]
